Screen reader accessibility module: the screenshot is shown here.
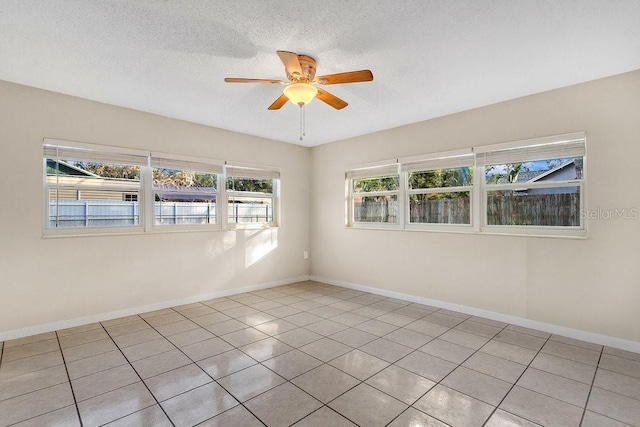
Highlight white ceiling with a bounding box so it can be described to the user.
[1,1,639,147]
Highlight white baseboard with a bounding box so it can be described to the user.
[0,275,310,342]
[4,274,639,355]
[311,275,640,354]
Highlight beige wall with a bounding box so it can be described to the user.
[2,70,639,344]
[0,80,311,334]
[310,70,640,343]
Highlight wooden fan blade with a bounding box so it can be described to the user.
[276,50,302,76]
[268,94,289,110]
[316,70,373,85]
[316,88,348,110]
[225,78,284,84]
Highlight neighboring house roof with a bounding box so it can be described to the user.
[46,159,99,177]
[495,169,544,184]
[524,160,575,183]
[495,160,576,184]
[514,170,546,182]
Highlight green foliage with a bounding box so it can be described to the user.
[353,176,399,192]
[154,168,216,188]
[71,162,140,180]
[226,178,273,193]
[408,167,471,201]
[409,167,471,190]
[485,163,528,184]
[507,163,522,184]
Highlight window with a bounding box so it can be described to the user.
[346,163,399,226]
[402,151,474,228]
[345,132,587,237]
[43,139,280,236]
[151,154,222,227]
[225,164,280,227]
[477,133,586,236]
[44,140,148,232]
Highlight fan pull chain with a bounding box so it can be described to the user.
[299,104,304,141]
[297,103,310,141]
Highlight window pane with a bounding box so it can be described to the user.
[226,178,273,193]
[46,159,140,181]
[46,158,142,229]
[228,196,273,223]
[152,167,218,226]
[353,195,398,223]
[409,192,470,224]
[485,157,583,184]
[154,193,216,225]
[353,176,399,192]
[487,187,581,226]
[409,167,472,189]
[153,168,217,190]
[48,189,139,228]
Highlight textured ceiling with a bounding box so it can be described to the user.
[1,1,640,147]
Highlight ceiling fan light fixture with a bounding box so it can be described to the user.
[283,82,318,106]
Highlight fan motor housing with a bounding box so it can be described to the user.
[286,55,316,82]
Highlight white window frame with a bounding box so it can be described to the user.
[225,162,280,229]
[43,138,149,236]
[43,139,281,236]
[346,161,401,229]
[400,149,474,233]
[149,152,223,232]
[477,132,587,238]
[345,132,587,238]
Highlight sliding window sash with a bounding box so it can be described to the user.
[346,161,400,228]
[401,149,474,231]
[225,162,280,228]
[44,139,148,235]
[149,152,224,230]
[479,132,587,237]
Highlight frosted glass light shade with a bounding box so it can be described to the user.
[283,83,318,105]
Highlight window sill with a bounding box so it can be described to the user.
[42,224,278,238]
[346,224,587,239]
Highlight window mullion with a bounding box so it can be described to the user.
[399,171,407,229]
[142,165,153,232]
[407,186,473,195]
[486,180,581,191]
[352,190,398,198]
[473,166,482,232]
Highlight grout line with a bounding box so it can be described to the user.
[99,321,176,427]
[480,334,553,427]
[55,330,84,427]
[261,285,484,425]
[383,319,510,426]
[578,347,603,427]
[136,311,268,426]
[291,302,457,425]
[4,282,635,427]
[208,285,381,425]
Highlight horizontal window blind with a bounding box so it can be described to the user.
[151,153,223,174]
[476,135,586,167]
[345,164,399,180]
[226,164,280,179]
[401,154,474,173]
[43,139,149,167]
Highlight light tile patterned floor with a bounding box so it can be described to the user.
[1,281,639,426]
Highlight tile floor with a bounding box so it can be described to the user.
[1,281,639,427]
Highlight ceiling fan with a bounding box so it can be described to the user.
[224,50,374,111]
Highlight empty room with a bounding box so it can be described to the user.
[1,1,640,426]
